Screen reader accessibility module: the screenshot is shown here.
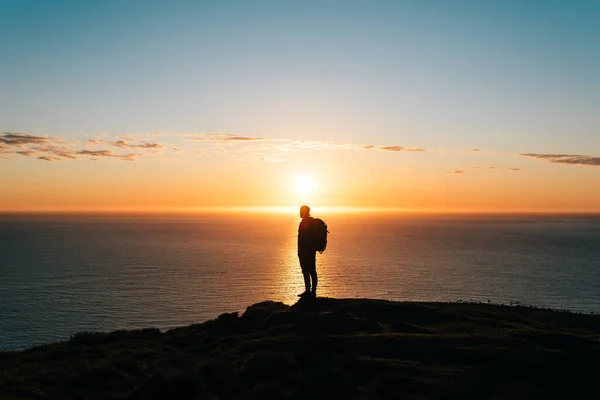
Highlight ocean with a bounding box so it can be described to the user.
[1,212,599,350]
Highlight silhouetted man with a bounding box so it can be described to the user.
[298,205,318,298]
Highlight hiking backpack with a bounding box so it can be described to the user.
[312,218,329,253]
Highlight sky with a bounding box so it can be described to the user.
[1,0,599,212]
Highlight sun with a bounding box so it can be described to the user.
[294,176,316,196]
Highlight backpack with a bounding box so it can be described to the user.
[312,218,329,253]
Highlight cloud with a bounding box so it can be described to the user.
[1,132,79,160]
[33,145,77,159]
[76,149,140,160]
[17,131,593,172]
[0,132,53,146]
[446,170,465,174]
[38,156,61,161]
[520,153,600,166]
[190,134,432,162]
[0,132,160,162]
[86,139,164,149]
[187,133,429,158]
[380,145,425,152]
[380,146,404,152]
[119,154,139,161]
[16,150,37,156]
[77,149,114,157]
[107,140,163,149]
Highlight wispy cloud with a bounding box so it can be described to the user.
[380,145,405,152]
[16,150,37,156]
[520,153,600,166]
[148,132,509,160]
[112,140,163,149]
[189,134,429,161]
[86,139,164,149]
[0,132,155,162]
[77,149,140,161]
[0,132,54,146]
[5,131,594,172]
[380,145,425,152]
[187,135,497,157]
[38,155,61,162]
[33,145,77,159]
[77,149,114,157]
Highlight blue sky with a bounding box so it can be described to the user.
[1,0,599,211]
[2,0,599,151]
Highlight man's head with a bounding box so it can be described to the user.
[300,205,310,218]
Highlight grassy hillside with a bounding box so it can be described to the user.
[2,298,599,399]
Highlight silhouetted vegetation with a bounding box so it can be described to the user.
[1,298,599,399]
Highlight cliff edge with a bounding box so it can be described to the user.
[2,298,599,399]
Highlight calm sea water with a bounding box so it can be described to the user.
[1,212,599,350]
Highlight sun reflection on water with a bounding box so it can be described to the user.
[279,234,304,305]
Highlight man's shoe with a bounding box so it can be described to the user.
[298,291,309,297]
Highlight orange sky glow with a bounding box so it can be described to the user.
[2,146,599,214]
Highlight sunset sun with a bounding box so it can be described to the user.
[293,176,316,196]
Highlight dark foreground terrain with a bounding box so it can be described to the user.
[1,298,599,399]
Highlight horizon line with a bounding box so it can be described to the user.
[1,206,600,215]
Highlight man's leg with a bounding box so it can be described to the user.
[303,271,311,292]
[299,255,311,296]
[309,251,317,296]
[310,270,318,294]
